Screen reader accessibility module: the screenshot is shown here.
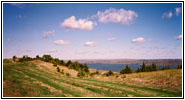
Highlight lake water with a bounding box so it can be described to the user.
[87,63,178,73]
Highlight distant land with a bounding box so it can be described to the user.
[72,59,182,66]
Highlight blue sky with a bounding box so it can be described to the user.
[3,3,182,59]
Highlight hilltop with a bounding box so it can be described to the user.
[3,58,182,97]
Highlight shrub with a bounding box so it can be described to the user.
[178,65,182,69]
[66,73,70,76]
[61,69,64,74]
[77,71,86,77]
[120,64,133,74]
[42,55,53,62]
[90,71,100,76]
[161,66,170,70]
[57,67,60,72]
[105,70,114,77]
[13,56,17,62]
[19,55,33,62]
[53,62,57,67]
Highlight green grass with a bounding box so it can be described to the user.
[3,60,182,97]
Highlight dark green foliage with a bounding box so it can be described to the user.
[61,69,64,74]
[105,70,114,77]
[66,60,72,66]
[161,66,170,70]
[57,67,60,72]
[120,64,133,74]
[68,62,89,72]
[66,73,70,76]
[13,56,17,62]
[90,71,100,76]
[141,62,146,72]
[178,65,182,69]
[77,71,86,77]
[42,55,53,62]
[151,62,157,71]
[36,55,40,59]
[60,60,65,66]
[19,55,33,62]
[135,62,161,73]
[53,62,57,67]
[135,68,141,73]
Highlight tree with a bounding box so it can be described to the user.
[178,65,182,69]
[57,67,60,72]
[151,62,157,71]
[42,55,53,62]
[120,64,133,74]
[60,60,65,65]
[66,60,72,66]
[36,55,40,59]
[141,62,146,72]
[13,56,17,62]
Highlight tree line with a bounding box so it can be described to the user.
[12,55,89,77]
[119,62,182,74]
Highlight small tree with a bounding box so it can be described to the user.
[36,55,40,59]
[42,55,53,62]
[120,64,133,74]
[141,62,146,72]
[105,70,114,76]
[13,56,17,62]
[66,60,72,67]
[57,67,60,72]
[178,65,182,69]
[151,62,157,71]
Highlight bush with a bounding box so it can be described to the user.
[57,67,60,72]
[120,64,132,74]
[53,62,57,67]
[61,69,64,74]
[19,55,33,62]
[66,73,70,76]
[77,71,86,77]
[178,65,182,69]
[90,71,100,76]
[161,66,170,70]
[13,56,17,62]
[42,55,53,62]
[105,70,114,77]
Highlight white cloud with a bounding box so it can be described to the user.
[175,7,181,16]
[53,40,71,45]
[162,11,173,19]
[131,37,145,43]
[42,30,55,39]
[84,41,97,46]
[49,49,57,53]
[61,16,95,30]
[107,37,117,41]
[174,35,182,40]
[93,8,138,25]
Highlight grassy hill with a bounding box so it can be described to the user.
[3,59,182,97]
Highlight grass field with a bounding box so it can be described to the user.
[3,59,182,97]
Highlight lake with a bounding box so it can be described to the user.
[87,63,178,73]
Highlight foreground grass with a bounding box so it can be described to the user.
[3,60,182,97]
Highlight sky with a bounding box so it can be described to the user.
[3,3,182,60]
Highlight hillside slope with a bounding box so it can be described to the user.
[3,59,182,97]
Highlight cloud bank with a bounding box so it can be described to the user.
[107,37,117,41]
[42,30,55,39]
